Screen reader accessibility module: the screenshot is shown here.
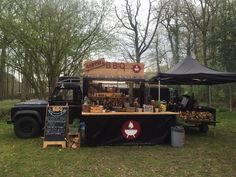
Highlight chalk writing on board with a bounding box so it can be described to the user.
[44,105,68,141]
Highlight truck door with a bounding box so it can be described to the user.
[50,87,82,123]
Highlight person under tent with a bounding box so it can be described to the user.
[180,92,198,110]
[180,92,190,108]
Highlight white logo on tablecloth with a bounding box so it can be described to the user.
[121,120,141,140]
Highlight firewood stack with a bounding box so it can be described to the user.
[180,111,214,122]
[67,133,80,149]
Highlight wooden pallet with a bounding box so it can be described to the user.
[43,141,66,148]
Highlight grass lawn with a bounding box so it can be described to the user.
[0,99,20,110]
[0,112,235,177]
[0,100,20,122]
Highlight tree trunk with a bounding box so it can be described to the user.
[228,84,232,112]
[6,65,9,99]
[21,75,31,101]
[48,73,58,96]
[0,65,4,100]
[174,1,180,64]
[0,38,7,100]
[202,32,207,66]
[155,37,160,73]
[18,74,21,99]
[193,28,198,58]
[11,69,15,99]
[186,31,191,56]
[208,85,212,107]
[134,27,140,63]
[167,30,176,65]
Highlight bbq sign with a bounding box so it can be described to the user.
[84,59,144,78]
[121,120,141,140]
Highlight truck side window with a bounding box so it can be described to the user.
[57,89,74,101]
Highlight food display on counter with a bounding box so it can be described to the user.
[82,77,169,113]
[82,93,166,113]
[82,94,168,113]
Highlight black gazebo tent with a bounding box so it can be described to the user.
[150,56,236,104]
[150,56,236,85]
[150,56,236,132]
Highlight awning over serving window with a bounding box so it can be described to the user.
[83,76,145,82]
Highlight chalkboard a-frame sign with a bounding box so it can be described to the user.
[44,105,69,141]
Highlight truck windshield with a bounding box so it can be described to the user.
[54,89,74,101]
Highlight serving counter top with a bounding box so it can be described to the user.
[82,111,179,116]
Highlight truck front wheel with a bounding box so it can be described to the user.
[14,117,41,138]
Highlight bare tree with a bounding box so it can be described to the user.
[184,0,219,66]
[115,0,167,63]
[152,33,170,73]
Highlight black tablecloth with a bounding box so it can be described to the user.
[83,114,176,146]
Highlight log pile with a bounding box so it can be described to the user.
[67,133,80,149]
[180,111,214,122]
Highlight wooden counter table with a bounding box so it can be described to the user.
[81,111,179,146]
[82,111,179,116]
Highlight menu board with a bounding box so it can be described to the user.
[44,105,69,141]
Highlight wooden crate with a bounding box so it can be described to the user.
[90,106,103,113]
[126,107,136,112]
[67,133,80,149]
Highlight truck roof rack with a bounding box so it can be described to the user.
[57,76,81,83]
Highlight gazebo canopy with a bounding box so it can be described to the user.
[150,56,236,85]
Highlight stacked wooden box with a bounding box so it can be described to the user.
[67,133,80,149]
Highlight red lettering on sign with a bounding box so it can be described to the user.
[106,62,111,68]
[120,63,125,70]
[113,63,118,69]
[84,58,105,71]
